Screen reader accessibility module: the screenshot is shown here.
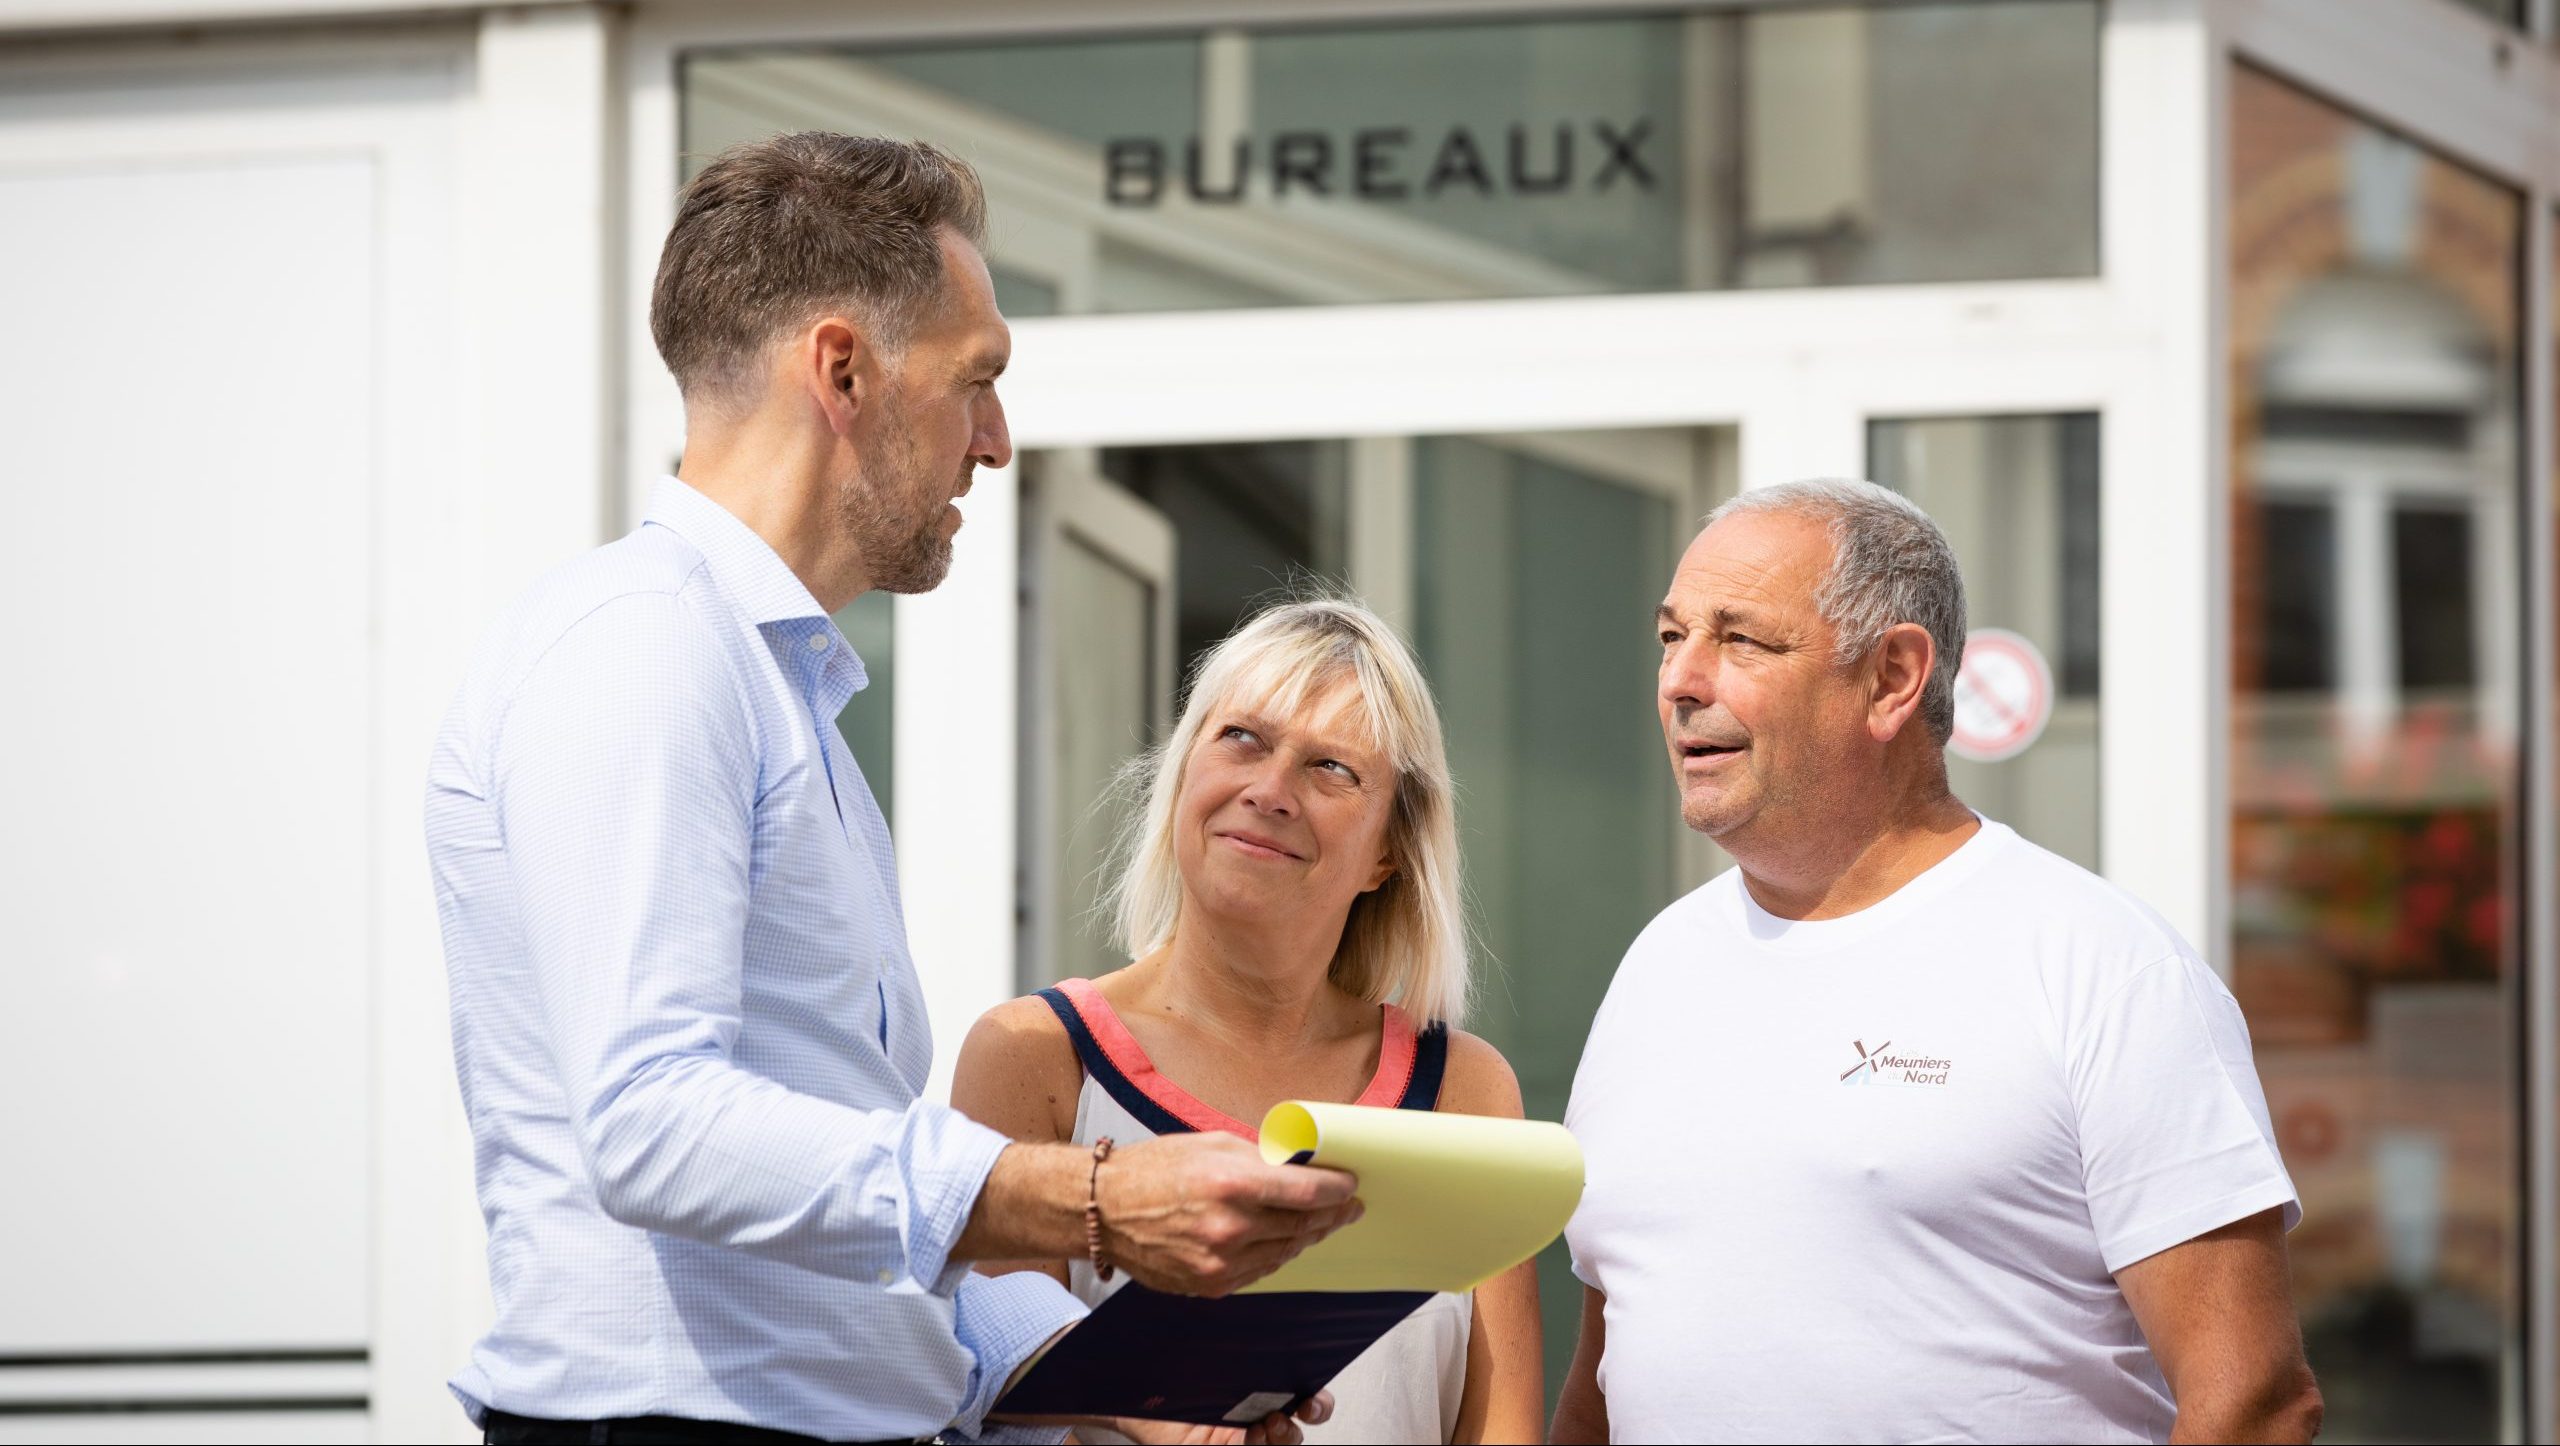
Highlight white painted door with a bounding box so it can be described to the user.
[0,33,469,1442]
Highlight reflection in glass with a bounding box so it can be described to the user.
[1102,441,1350,687]
[2444,0,2524,27]
[1032,429,1704,1416]
[831,591,894,826]
[1043,533,1158,988]
[1868,414,2100,869]
[1412,433,1692,1414]
[2229,65,2522,1440]
[680,2,2096,315]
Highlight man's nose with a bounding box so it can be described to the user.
[975,388,1013,470]
[1660,635,1715,709]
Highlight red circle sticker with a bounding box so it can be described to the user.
[1949,628,2053,763]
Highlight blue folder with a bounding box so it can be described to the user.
[993,1282,1433,1427]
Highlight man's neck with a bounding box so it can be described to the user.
[1730,786,1981,922]
[677,414,871,611]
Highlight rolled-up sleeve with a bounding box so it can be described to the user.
[944,1271,1091,1442]
[491,592,1009,1287]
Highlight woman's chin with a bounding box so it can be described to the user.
[1186,875,1330,929]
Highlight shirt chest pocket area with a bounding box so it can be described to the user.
[742,758,890,1011]
[1814,1034,2071,1224]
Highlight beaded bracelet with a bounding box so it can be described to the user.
[1084,1136,1116,1282]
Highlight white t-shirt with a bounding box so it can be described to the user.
[1563,819,2298,1444]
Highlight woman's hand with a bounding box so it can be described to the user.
[1081,1390,1334,1446]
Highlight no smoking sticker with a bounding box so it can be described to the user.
[1949,628,2053,764]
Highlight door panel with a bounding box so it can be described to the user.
[1022,460,1177,988]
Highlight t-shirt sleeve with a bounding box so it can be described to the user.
[2069,951,2300,1274]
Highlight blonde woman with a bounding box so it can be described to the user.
[953,598,1544,1445]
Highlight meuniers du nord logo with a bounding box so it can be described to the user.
[1840,1039,1955,1087]
[1104,121,1659,206]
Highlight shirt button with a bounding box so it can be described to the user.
[876,1269,894,1285]
[806,633,828,653]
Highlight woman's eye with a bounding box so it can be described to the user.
[1316,759,1359,783]
[1220,725,1260,745]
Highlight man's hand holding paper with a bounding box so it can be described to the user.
[1099,1133,1370,1297]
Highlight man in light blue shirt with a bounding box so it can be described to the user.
[426,134,1357,1446]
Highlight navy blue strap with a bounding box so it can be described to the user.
[1036,986,1196,1137]
[1398,1020,1450,1111]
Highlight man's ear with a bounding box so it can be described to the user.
[1868,622,1937,743]
[806,315,867,435]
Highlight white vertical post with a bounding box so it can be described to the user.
[468,3,622,574]
[2099,0,2224,959]
[1348,435,1416,636]
[896,459,1023,1106]
[374,11,621,1443]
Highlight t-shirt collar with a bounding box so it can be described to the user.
[1732,813,2010,951]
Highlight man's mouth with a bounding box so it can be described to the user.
[1679,741,1745,761]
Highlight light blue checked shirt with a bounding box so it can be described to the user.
[425,477,1084,1442]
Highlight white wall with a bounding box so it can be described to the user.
[0,13,616,1441]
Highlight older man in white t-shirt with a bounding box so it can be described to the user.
[1552,480,2322,1445]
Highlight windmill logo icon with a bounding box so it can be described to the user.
[1840,1039,1890,1085]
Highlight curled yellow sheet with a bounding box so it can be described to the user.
[1241,1101,1584,1295]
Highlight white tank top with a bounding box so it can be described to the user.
[1040,979,1471,1446]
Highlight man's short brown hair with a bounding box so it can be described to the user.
[650,132,988,407]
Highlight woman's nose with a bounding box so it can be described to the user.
[1239,762,1298,818]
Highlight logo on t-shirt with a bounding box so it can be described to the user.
[1839,1038,1954,1087]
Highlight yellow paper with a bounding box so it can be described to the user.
[1241,1101,1584,1295]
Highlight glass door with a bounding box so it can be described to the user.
[1029,422,1720,1401]
[1019,455,1177,989]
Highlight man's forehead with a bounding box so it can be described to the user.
[1665,510,1833,614]
[928,230,1010,359]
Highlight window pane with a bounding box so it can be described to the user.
[1411,432,1689,1416]
[1868,413,2101,870]
[1034,427,1705,1418]
[2229,65,2523,1440]
[2392,508,2475,691]
[1101,440,1350,689]
[680,2,2096,314]
[2445,0,2524,27]
[831,591,894,827]
[2257,501,2339,693]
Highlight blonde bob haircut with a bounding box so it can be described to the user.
[1106,596,1473,1027]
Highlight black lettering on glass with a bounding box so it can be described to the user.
[1185,138,1249,203]
[1423,128,1494,197]
[1272,131,1333,197]
[1508,124,1571,194]
[1354,128,1411,200]
[1593,119,1657,191]
[1105,139,1164,206]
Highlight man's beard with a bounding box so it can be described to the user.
[841,393,960,595]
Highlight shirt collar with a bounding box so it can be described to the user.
[644,475,833,629]
[644,476,869,714]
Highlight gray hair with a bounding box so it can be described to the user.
[1704,479,1967,744]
